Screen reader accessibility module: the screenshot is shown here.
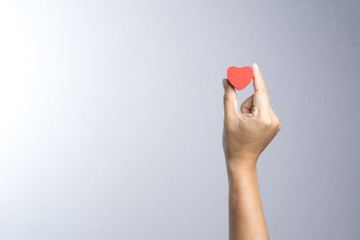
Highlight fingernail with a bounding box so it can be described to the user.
[251,107,258,116]
[254,62,259,70]
[222,78,229,90]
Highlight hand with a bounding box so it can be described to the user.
[222,63,281,170]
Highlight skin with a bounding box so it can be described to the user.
[222,63,281,240]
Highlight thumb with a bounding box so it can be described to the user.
[222,79,239,119]
[252,63,270,116]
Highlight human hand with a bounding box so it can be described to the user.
[222,63,281,171]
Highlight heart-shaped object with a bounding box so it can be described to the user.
[227,66,253,90]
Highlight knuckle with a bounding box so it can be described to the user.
[273,118,281,132]
[261,118,272,127]
[223,94,232,103]
[274,116,281,128]
[223,94,236,106]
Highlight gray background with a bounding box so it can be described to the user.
[0,0,359,239]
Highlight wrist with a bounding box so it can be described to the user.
[225,157,258,180]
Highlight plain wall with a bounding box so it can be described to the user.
[0,0,359,239]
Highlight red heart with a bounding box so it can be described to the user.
[227,66,253,90]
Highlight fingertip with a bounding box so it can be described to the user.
[223,78,236,92]
[252,63,260,77]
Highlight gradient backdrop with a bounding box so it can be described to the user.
[0,0,359,239]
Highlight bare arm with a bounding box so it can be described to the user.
[222,63,281,240]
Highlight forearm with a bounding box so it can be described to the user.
[227,161,269,240]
